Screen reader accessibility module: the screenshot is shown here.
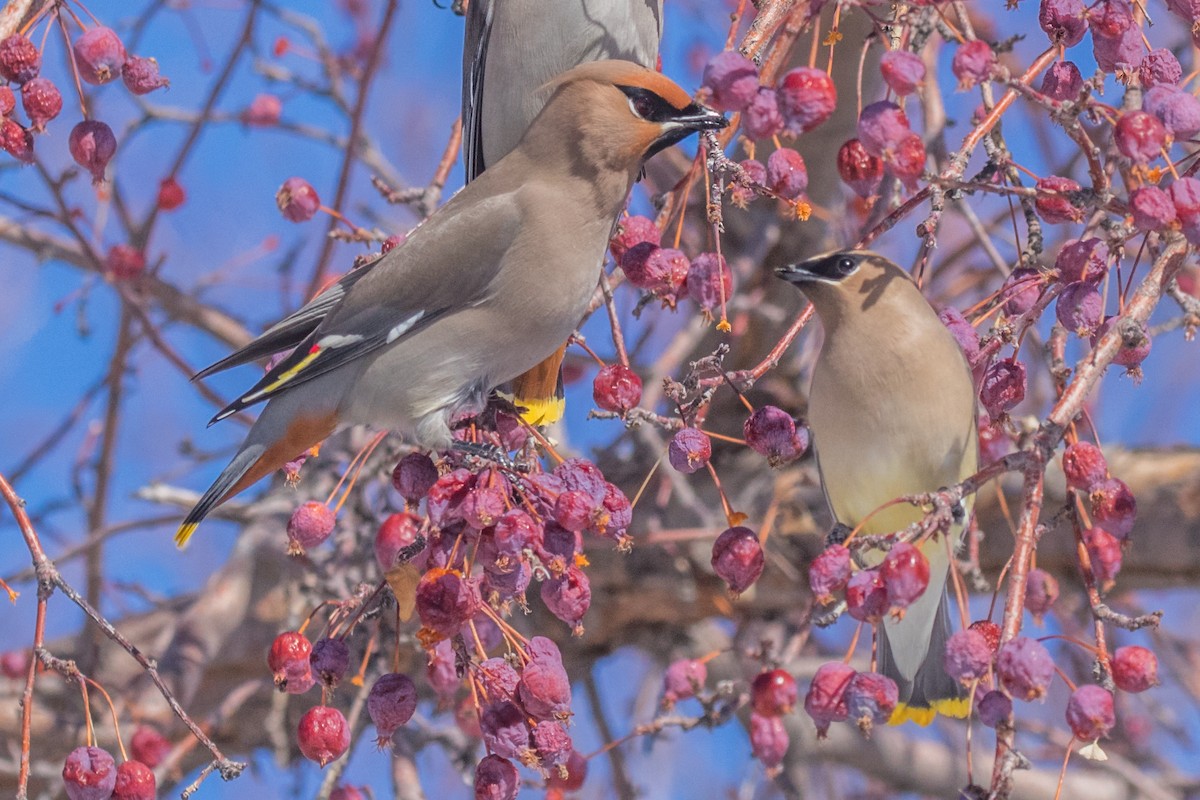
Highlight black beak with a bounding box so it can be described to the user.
[670,102,729,133]
[774,261,820,284]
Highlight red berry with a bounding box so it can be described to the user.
[462,483,508,529]
[943,629,993,684]
[880,542,931,614]
[1024,568,1059,622]
[766,147,808,199]
[979,357,1026,417]
[331,787,367,800]
[310,637,350,688]
[0,35,40,84]
[702,50,759,113]
[519,646,572,720]
[809,544,851,603]
[122,55,169,95]
[69,120,117,183]
[857,101,910,158]
[1062,441,1107,491]
[1145,85,1200,138]
[1056,238,1108,284]
[20,77,61,132]
[73,27,127,85]
[743,86,783,140]
[553,489,596,532]
[836,138,884,198]
[276,177,320,222]
[1139,48,1182,87]
[776,67,836,135]
[368,672,417,740]
[111,759,155,800]
[803,662,854,737]
[381,233,404,253]
[1083,525,1123,582]
[541,563,591,632]
[749,712,789,768]
[554,458,606,502]
[297,706,350,767]
[608,215,659,261]
[662,658,707,707]
[546,749,588,791]
[0,85,14,115]
[417,568,482,637]
[62,746,117,800]
[880,50,925,96]
[997,636,1055,701]
[1041,60,1083,101]
[1129,186,1177,232]
[1093,24,1144,74]
[1066,684,1115,740]
[743,405,806,466]
[751,668,798,716]
[969,620,1002,653]
[1111,645,1159,692]
[287,500,335,551]
[939,307,980,363]
[622,243,690,296]
[685,251,733,312]
[269,630,315,693]
[478,657,520,700]
[592,363,642,414]
[1115,110,1166,164]
[1170,176,1200,245]
[105,244,145,280]
[129,725,171,768]
[391,451,438,503]
[668,428,712,474]
[977,689,1012,728]
[243,93,282,126]
[844,671,898,732]
[1035,175,1083,224]
[1089,478,1136,539]
[889,132,926,188]
[157,176,186,210]
[710,526,765,595]
[1090,0,1134,37]
[1039,0,1089,46]
[978,416,1012,465]
[493,508,542,557]
[845,568,888,623]
[1056,281,1103,336]
[474,754,520,800]
[952,40,996,89]
[375,511,422,572]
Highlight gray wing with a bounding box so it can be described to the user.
[462,0,494,182]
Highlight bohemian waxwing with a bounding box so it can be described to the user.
[776,251,978,725]
[462,0,665,425]
[175,60,726,546]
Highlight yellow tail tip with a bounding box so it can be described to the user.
[888,696,971,726]
[174,522,199,549]
[511,395,566,427]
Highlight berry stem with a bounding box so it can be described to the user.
[84,677,128,761]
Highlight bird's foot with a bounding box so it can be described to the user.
[451,440,528,474]
[825,523,852,548]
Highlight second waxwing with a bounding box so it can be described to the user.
[175,61,726,546]
[777,250,978,725]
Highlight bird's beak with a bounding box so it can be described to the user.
[669,102,729,133]
[774,260,820,284]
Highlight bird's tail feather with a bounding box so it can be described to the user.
[879,590,969,726]
[174,444,265,548]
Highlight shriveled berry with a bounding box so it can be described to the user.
[809,544,851,603]
[766,147,807,199]
[111,759,155,800]
[730,157,767,208]
[1115,110,1166,163]
[845,568,888,623]
[844,671,898,731]
[943,629,993,684]
[1035,175,1083,224]
[702,50,759,112]
[1040,0,1088,45]
[381,234,404,253]
[425,638,458,699]
[1063,441,1107,491]
[609,215,659,261]
[1144,84,1200,138]
[749,713,788,768]
[939,306,980,362]
[541,564,591,632]
[269,630,314,692]
[593,363,641,414]
[475,754,520,800]
[977,689,1012,728]
[0,86,13,115]
[276,177,321,222]
[427,468,474,526]
[1041,61,1083,101]
[417,568,482,637]
[243,93,282,126]
[105,244,145,280]
[889,132,926,188]
[1057,238,1108,284]
[880,50,925,96]
[493,508,541,557]
[122,56,169,95]
[743,406,804,466]
[1090,0,1134,37]
[980,358,1026,417]
[662,658,707,707]
[297,705,350,767]
[1024,568,1059,622]
[952,40,995,89]
[777,67,837,135]
[546,749,588,792]
[1139,48,1182,87]
[374,512,422,572]
[1066,684,1115,740]
[837,138,884,198]
[477,657,519,701]
[880,542,930,613]
[1093,25,1144,73]
[710,526,765,595]
[1056,281,1103,336]
[1170,176,1200,245]
[74,27,127,85]
[978,416,1011,465]
[550,489,592,533]
[751,668,798,716]
[623,244,690,295]
[1112,645,1158,692]
[803,662,854,737]
[743,86,784,140]
[519,650,572,720]
[481,701,529,759]
[287,500,335,551]
[1092,315,1151,370]
[368,672,417,739]
[0,35,40,83]
[69,120,117,183]
[532,719,573,769]
[1083,525,1123,582]
[997,636,1055,701]
[1129,186,1177,232]
[598,481,633,539]
[857,101,910,158]
[555,458,606,503]
[129,725,171,768]
[157,176,186,210]
[668,428,712,474]
[462,484,507,529]
[1089,478,1136,539]
[21,77,61,132]
[62,746,117,800]
[392,452,438,503]
[685,252,733,311]
[310,637,350,688]
[1002,269,1043,316]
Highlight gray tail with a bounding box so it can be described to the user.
[174,445,264,548]
[877,591,969,723]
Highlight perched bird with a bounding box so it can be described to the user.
[776,250,978,725]
[176,61,726,546]
[461,0,665,424]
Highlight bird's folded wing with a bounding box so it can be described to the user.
[462,0,494,181]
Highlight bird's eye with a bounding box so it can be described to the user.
[630,94,657,120]
[836,256,856,275]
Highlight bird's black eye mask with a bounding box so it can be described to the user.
[617,85,681,123]
[777,252,862,285]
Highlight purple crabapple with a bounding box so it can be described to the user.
[944,629,993,684]
[1062,441,1107,491]
[685,252,733,312]
[970,620,1002,653]
[1089,478,1136,538]
[701,50,758,112]
[662,658,707,707]
[157,177,186,210]
[743,87,783,140]
[837,138,883,198]
[1024,568,1059,622]
[1114,110,1166,164]
[997,636,1055,701]
[749,713,789,768]
[979,358,1026,418]
[62,746,117,800]
[880,49,925,95]
[368,672,418,741]
[668,428,712,474]
[808,544,851,603]
[375,511,422,572]
[608,214,659,261]
[21,77,61,131]
[857,101,910,158]
[766,147,807,200]
[1083,525,1123,582]
[268,630,314,692]
[846,568,888,623]
[751,668,798,716]
[287,500,335,552]
[1129,186,1177,232]
[880,541,930,614]
[1039,0,1089,46]
[1066,684,1115,741]
[776,66,836,134]
[977,689,1012,728]
[1139,49,1182,87]
[952,40,995,89]
[105,245,145,281]
[276,177,321,222]
[129,725,171,768]
[804,662,855,737]
[243,93,282,125]
[1034,175,1083,224]
[710,526,765,595]
[122,56,169,95]
[69,120,117,183]
[844,671,898,732]
[1040,61,1083,101]
[310,637,350,688]
[73,27,126,84]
